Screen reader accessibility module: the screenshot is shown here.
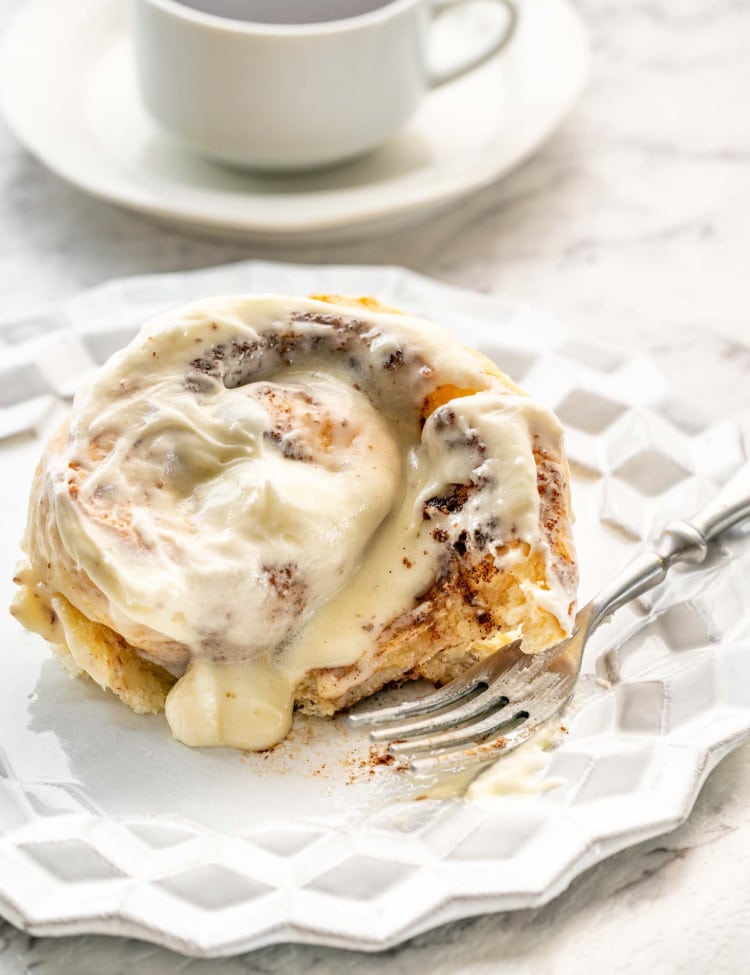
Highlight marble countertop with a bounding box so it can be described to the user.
[1,0,749,971]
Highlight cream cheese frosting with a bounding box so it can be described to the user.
[15,294,576,750]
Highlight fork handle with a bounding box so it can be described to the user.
[588,462,750,632]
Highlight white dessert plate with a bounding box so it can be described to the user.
[1,261,750,958]
[0,0,589,241]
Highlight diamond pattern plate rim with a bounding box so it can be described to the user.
[0,260,749,957]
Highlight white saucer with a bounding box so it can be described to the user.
[1,0,589,241]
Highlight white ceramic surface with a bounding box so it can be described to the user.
[131,0,516,169]
[0,260,749,957]
[0,0,588,238]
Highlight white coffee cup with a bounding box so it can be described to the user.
[131,0,517,171]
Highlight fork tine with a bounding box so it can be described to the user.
[369,682,510,743]
[390,704,529,756]
[348,639,523,728]
[348,678,479,728]
[410,719,537,775]
[392,669,571,758]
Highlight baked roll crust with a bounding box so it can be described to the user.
[12,294,577,749]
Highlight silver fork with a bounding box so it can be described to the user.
[349,463,750,775]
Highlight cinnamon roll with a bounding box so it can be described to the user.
[12,294,577,750]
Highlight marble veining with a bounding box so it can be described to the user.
[1,0,749,970]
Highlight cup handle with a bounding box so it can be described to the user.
[428,0,518,88]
